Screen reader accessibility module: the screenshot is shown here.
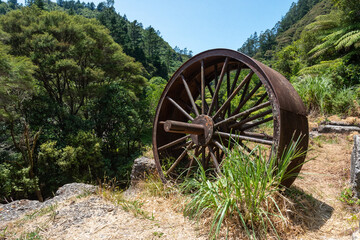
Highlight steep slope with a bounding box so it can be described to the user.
[238,0,333,60]
[276,0,334,48]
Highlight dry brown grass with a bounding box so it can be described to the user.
[2,116,359,239]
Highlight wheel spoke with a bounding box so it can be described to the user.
[201,60,205,114]
[214,64,219,111]
[226,67,231,116]
[174,140,192,150]
[215,101,270,128]
[230,65,242,94]
[181,74,199,117]
[158,135,190,151]
[213,71,254,119]
[207,57,229,115]
[201,147,206,167]
[212,139,226,153]
[178,99,200,116]
[208,146,221,173]
[216,134,252,154]
[239,117,273,131]
[240,93,268,121]
[242,131,273,141]
[215,131,273,146]
[231,81,263,116]
[166,96,194,121]
[166,142,194,175]
[229,109,272,129]
[239,141,252,153]
[240,78,250,104]
[207,83,214,98]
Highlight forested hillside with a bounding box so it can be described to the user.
[0,0,191,79]
[0,0,191,202]
[239,0,360,115]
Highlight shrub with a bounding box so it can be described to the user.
[181,139,305,239]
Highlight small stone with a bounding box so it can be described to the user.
[130,157,157,186]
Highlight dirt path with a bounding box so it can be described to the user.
[292,132,358,239]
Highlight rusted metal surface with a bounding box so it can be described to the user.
[152,49,308,187]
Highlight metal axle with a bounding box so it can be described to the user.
[163,120,205,135]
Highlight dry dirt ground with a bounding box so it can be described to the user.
[288,116,360,240]
[1,116,360,240]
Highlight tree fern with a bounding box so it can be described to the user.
[298,59,343,75]
[305,11,341,31]
[309,28,346,57]
[335,30,360,49]
[307,8,360,59]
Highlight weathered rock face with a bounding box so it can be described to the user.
[130,157,157,186]
[351,135,360,198]
[0,183,97,223]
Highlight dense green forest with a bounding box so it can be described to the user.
[239,0,360,115]
[0,0,191,202]
[1,0,359,202]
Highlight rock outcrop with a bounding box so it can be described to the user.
[0,183,97,223]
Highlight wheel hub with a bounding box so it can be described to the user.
[191,115,214,146]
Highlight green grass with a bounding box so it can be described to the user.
[293,75,359,115]
[181,139,305,239]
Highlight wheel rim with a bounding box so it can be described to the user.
[152,49,308,187]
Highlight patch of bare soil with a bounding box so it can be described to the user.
[290,130,358,239]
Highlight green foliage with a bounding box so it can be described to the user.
[239,0,324,59]
[293,75,359,115]
[274,41,304,79]
[96,8,190,79]
[0,41,35,122]
[276,0,334,47]
[339,187,360,205]
[181,140,304,239]
[239,0,360,117]
[147,76,167,119]
[333,0,360,23]
[39,131,103,183]
[0,160,40,200]
[1,7,146,111]
[0,7,151,201]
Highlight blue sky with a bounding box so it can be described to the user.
[19,0,296,54]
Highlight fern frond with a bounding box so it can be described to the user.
[335,30,360,50]
[306,11,341,31]
[298,59,343,75]
[309,28,346,57]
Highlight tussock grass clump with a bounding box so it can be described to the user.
[181,140,305,239]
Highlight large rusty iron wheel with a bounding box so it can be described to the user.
[152,49,308,187]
